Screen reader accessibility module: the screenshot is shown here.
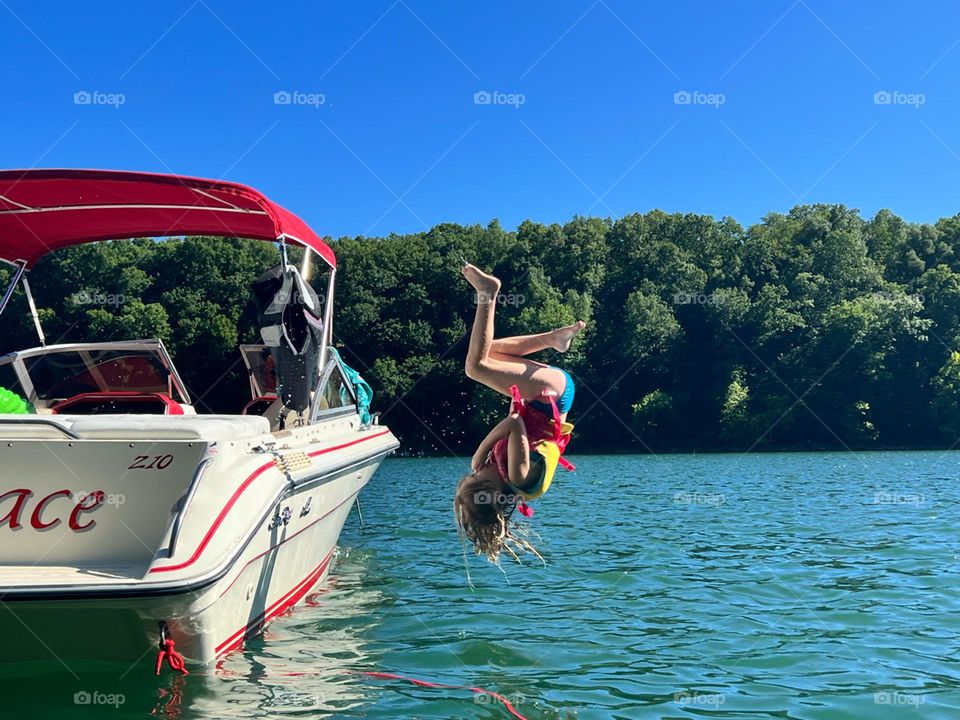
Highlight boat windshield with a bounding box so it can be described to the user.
[239,344,278,399]
[20,348,186,402]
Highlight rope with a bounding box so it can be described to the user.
[154,639,189,676]
[359,671,530,720]
[154,667,530,719]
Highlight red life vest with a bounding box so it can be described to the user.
[490,385,575,516]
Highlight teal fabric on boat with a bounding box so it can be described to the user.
[329,347,374,426]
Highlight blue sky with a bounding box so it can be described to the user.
[3,1,960,238]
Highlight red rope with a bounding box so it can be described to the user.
[163,664,528,717]
[359,671,529,720]
[184,668,530,718]
[154,639,189,676]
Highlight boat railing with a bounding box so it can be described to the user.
[0,417,80,439]
[166,456,214,559]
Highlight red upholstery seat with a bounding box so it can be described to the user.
[51,392,184,415]
[242,395,277,416]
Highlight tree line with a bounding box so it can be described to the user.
[3,203,960,454]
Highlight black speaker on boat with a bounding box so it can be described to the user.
[252,263,324,412]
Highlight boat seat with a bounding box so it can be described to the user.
[58,414,271,442]
[242,394,278,416]
[51,391,185,415]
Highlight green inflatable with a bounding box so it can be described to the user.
[0,387,30,414]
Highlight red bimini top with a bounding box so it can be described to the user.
[0,169,335,269]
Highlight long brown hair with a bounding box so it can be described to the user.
[454,466,542,564]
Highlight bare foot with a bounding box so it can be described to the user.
[550,320,586,352]
[462,263,501,302]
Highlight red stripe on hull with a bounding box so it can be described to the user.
[306,430,392,459]
[216,491,358,599]
[150,461,274,574]
[151,429,391,574]
[215,550,334,656]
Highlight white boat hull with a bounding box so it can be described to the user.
[0,412,397,667]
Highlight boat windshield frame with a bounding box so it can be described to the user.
[0,339,192,408]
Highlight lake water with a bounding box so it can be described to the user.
[5,453,960,719]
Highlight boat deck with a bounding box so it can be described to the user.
[0,564,146,586]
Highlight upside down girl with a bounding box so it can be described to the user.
[455,263,584,563]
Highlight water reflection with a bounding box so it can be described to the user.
[152,547,387,719]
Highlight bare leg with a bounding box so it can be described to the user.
[463,264,499,377]
[463,264,567,401]
[492,320,587,357]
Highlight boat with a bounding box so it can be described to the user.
[0,169,399,669]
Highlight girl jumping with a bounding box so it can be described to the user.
[455,263,584,563]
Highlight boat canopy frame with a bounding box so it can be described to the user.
[0,169,336,269]
[0,169,339,418]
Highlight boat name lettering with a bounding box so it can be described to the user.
[0,488,106,532]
